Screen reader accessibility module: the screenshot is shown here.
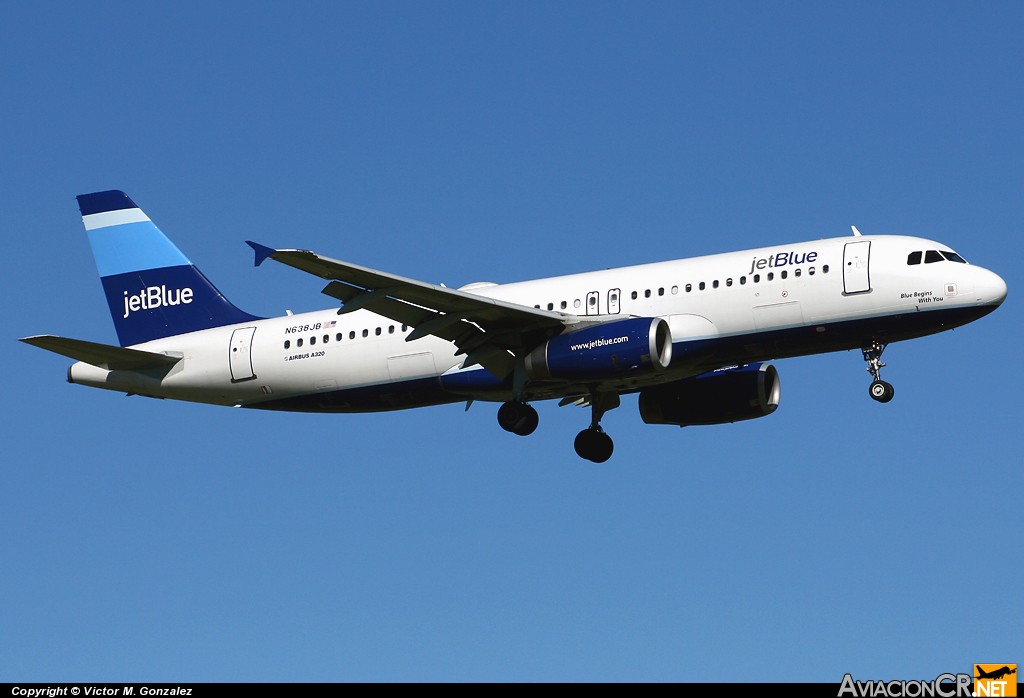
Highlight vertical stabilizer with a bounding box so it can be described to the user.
[78,190,261,346]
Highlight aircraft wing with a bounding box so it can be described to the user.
[247,242,575,379]
[20,335,182,371]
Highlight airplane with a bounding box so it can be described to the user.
[976,666,1017,681]
[20,190,1007,462]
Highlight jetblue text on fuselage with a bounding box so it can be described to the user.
[122,285,194,318]
[570,336,629,351]
[749,250,818,274]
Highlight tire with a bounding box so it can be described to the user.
[869,380,895,403]
[514,404,539,436]
[498,401,538,435]
[574,429,614,463]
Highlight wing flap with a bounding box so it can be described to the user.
[20,335,182,371]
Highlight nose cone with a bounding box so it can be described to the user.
[976,267,1008,307]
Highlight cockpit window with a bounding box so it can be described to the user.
[942,251,967,264]
[907,251,922,265]
[924,250,944,264]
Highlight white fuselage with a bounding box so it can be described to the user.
[68,234,1007,411]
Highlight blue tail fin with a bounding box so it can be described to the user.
[78,190,261,347]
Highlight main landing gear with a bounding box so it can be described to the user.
[862,340,895,403]
[497,400,539,436]
[497,392,619,463]
[574,428,613,464]
[573,393,619,463]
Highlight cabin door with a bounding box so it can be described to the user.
[843,241,872,295]
[229,327,257,382]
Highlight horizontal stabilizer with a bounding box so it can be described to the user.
[20,335,182,371]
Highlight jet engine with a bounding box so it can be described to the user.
[525,317,672,381]
[638,363,780,426]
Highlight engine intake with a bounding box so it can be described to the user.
[526,317,672,381]
[639,363,780,426]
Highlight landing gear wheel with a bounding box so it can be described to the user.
[497,401,539,436]
[869,380,895,403]
[862,341,895,404]
[574,428,614,463]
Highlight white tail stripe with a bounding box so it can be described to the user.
[83,208,151,231]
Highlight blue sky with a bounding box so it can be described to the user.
[3,1,1021,682]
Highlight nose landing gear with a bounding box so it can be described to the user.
[862,340,895,403]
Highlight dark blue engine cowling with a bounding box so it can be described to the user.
[525,317,672,381]
[638,363,781,426]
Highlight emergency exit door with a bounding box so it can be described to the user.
[608,288,621,314]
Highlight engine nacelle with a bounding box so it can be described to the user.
[525,317,672,381]
[638,363,780,426]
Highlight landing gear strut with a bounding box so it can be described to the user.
[862,340,895,403]
[497,400,539,436]
[574,393,620,463]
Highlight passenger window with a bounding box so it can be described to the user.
[323,334,329,343]
[362,329,368,338]
[907,251,922,265]
[560,301,567,309]
[781,270,788,279]
[375,327,382,336]
[284,340,290,349]
[589,296,597,306]
[822,265,829,273]
[297,338,303,347]
[402,325,408,331]
[795,269,801,277]
[658,287,664,296]
[685,283,692,292]
[574,299,581,308]
[753,274,760,283]
[350,331,356,340]
[631,291,638,300]
[644,289,651,298]
[310,336,316,345]
[336,333,343,341]
[808,268,815,276]
[726,278,733,287]
[740,276,746,285]
[547,302,554,310]
[925,250,943,264]
[767,272,774,281]
[699,282,706,291]
[671,285,678,294]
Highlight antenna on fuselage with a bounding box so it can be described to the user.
[851,226,863,237]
